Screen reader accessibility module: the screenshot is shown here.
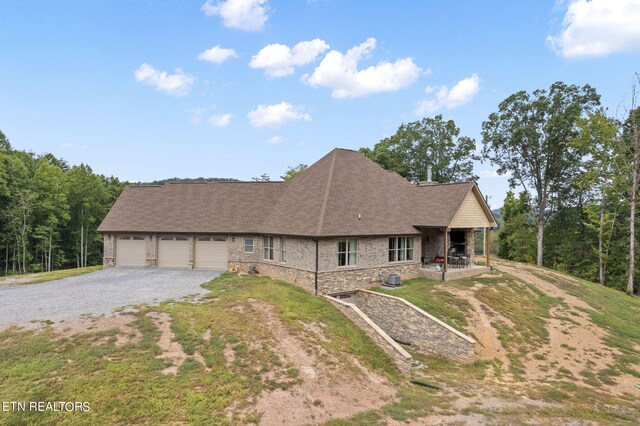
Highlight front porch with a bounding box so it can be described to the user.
[417,226,492,281]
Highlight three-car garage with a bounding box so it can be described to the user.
[113,235,228,269]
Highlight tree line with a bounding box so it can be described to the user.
[0,131,126,275]
[360,79,640,295]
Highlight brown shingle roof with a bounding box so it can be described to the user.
[97,182,286,234]
[98,148,494,236]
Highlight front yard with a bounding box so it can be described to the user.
[1,266,639,425]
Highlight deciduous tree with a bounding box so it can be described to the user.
[482,82,600,266]
[360,115,479,183]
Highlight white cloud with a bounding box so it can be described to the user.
[267,136,283,144]
[547,0,640,58]
[414,74,480,115]
[134,63,195,96]
[188,107,206,124]
[303,37,421,98]
[198,45,238,64]
[201,0,268,32]
[248,102,311,128]
[208,113,233,127]
[250,39,330,78]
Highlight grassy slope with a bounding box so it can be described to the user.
[0,266,102,286]
[1,266,639,425]
[359,266,640,425]
[0,273,398,425]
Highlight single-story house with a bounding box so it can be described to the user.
[98,148,497,294]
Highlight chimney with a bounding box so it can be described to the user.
[417,165,435,186]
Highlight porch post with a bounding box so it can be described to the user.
[485,227,491,267]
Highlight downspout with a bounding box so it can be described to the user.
[314,239,319,295]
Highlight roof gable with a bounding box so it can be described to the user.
[98,148,497,236]
[448,186,498,228]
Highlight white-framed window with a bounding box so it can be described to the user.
[263,236,274,260]
[280,237,287,262]
[337,239,357,267]
[244,238,254,253]
[389,237,414,262]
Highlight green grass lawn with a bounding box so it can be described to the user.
[0,266,102,286]
[0,273,399,425]
[1,269,639,425]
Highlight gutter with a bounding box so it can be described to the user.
[314,239,319,295]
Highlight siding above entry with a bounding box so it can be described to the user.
[449,187,497,228]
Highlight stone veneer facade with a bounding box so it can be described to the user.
[103,234,114,268]
[103,229,478,294]
[340,289,476,363]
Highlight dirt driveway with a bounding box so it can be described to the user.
[0,267,220,327]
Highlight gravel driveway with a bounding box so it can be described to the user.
[0,268,221,326]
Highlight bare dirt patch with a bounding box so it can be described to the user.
[147,312,210,375]
[53,314,141,346]
[444,286,509,363]
[494,261,590,310]
[245,298,396,426]
[202,328,211,341]
[494,261,639,396]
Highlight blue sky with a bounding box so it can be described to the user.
[1,0,639,208]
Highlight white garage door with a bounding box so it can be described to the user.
[115,236,146,267]
[195,237,228,269]
[157,236,190,268]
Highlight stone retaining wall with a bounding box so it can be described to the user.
[347,289,476,363]
[324,296,412,373]
[229,261,316,293]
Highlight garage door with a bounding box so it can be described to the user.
[115,236,146,267]
[195,237,228,269]
[157,236,190,268]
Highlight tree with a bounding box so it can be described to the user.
[482,82,600,266]
[575,111,621,285]
[251,174,271,182]
[498,191,536,263]
[31,159,70,271]
[622,104,640,295]
[281,164,308,182]
[360,115,479,183]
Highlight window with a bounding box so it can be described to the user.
[244,238,254,253]
[263,236,274,260]
[389,237,414,262]
[280,237,287,262]
[337,239,357,266]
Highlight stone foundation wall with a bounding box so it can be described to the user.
[325,296,412,373]
[317,262,421,294]
[352,290,476,363]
